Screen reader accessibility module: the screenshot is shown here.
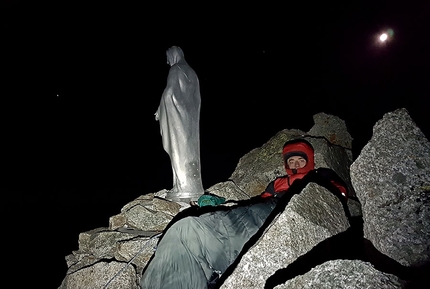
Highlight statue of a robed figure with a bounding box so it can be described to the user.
[155,46,204,202]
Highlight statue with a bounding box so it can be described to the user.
[155,46,204,202]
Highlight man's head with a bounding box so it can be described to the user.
[282,139,315,175]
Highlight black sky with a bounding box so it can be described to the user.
[3,1,430,288]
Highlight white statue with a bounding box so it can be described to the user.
[155,46,204,202]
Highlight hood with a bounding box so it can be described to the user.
[166,46,184,66]
[282,139,315,176]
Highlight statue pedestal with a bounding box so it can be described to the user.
[165,191,203,203]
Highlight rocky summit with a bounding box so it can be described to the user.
[59,108,429,289]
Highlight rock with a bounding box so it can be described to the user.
[275,259,402,289]
[350,108,430,267]
[58,109,429,289]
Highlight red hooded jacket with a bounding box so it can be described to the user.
[260,139,348,199]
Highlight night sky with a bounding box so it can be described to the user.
[3,2,429,288]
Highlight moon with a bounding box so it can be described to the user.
[375,28,394,46]
[379,33,388,42]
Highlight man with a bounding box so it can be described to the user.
[155,46,204,202]
[259,138,348,200]
[140,138,349,289]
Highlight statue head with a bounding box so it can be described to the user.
[166,46,185,66]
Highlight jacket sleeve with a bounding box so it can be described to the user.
[315,168,348,199]
[260,180,276,199]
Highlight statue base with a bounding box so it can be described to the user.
[165,191,203,203]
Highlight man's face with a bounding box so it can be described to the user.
[287,156,307,169]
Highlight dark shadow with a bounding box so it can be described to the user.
[265,216,364,285]
[264,216,429,289]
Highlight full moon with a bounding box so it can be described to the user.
[375,28,394,46]
[379,33,388,42]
